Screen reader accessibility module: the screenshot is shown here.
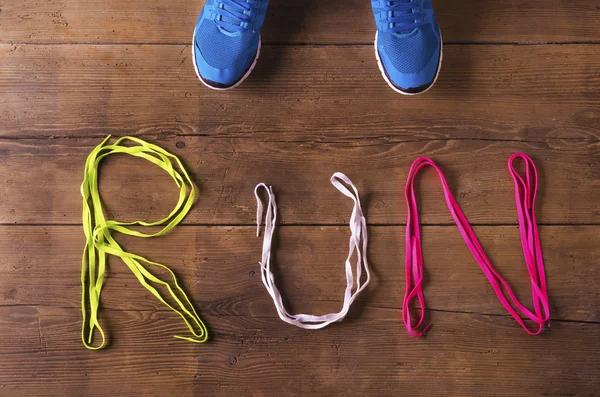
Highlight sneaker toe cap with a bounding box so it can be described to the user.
[376,25,442,93]
[193,21,259,87]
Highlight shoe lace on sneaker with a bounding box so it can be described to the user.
[215,0,259,33]
[381,0,426,34]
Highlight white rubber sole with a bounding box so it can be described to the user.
[192,31,261,91]
[374,30,443,96]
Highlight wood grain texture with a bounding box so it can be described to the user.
[0,225,597,322]
[0,306,598,397]
[1,0,600,44]
[1,137,599,225]
[1,44,599,141]
[1,0,599,394]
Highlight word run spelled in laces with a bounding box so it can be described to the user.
[81,136,208,349]
[403,153,550,337]
[255,173,371,329]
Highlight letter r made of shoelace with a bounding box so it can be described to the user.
[403,154,550,337]
[80,135,208,349]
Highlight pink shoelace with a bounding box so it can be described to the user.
[403,153,551,337]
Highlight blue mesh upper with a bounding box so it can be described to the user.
[196,19,256,69]
[378,23,438,74]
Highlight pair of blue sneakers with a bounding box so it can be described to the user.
[193,0,442,95]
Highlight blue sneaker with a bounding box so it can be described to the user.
[371,0,442,95]
[193,0,269,90]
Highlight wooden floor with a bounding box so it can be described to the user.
[1,1,599,396]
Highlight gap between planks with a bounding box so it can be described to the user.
[0,303,595,326]
[3,41,600,46]
[0,136,598,144]
[1,223,599,227]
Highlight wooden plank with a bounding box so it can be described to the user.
[1,225,597,322]
[1,0,599,44]
[1,44,599,141]
[0,305,597,396]
[1,137,599,225]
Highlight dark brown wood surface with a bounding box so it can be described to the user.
[2,137,600,225]
[0,0,598,396]
[1,44,599,141]
[3,0,600,44]
[1,225,598,321]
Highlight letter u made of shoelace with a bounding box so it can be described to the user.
[254,173,371,329]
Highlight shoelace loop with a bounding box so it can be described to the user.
[254,173,371,329]
[403,154,550,337]
[215,0,258,32]
[381,1,425,33]
[81,135,208,349]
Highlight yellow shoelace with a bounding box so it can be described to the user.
[80,135,208,349]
